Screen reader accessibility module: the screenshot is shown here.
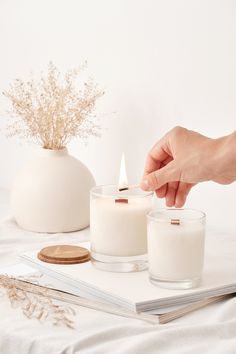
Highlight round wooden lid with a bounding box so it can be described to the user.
[37,245,90,265]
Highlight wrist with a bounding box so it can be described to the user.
[211,131,236,184]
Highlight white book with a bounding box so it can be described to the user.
[0,262,233,325]
[20,239,236,312]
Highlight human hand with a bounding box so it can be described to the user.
[140,126,236,207]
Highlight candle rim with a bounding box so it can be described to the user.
[147,208,206,223]
[90,184,153,199]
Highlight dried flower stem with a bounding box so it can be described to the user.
[0,274,160,325]
[3,62,104,149]
[0,274,76,328]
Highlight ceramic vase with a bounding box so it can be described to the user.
[10,147,95,232]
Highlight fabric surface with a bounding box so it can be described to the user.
[0,190,236,354]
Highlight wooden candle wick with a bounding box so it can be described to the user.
[171,218,180,225]
[115,198,128,203]
[118,184,139,192]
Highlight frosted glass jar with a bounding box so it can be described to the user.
[90,185,153,272]
[147,209,206,289]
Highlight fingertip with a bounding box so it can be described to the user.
[155,185,167,198]
[166,198,175,207]
[175,200,185,208]
[140,179,151,191]
[175,195,186,208]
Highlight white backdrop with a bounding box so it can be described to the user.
[0,0,235,232]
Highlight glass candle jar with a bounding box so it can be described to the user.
[90,185,153,272]
[147,208,206,289]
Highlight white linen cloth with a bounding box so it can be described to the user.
[0,189,236,354]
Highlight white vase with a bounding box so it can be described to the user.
[10,147,95,233]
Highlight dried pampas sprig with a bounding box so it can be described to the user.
[0,274,76,328]
[3,62,104,150]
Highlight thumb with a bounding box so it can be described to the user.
[140,161,180,191]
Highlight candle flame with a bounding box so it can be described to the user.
[118,153,128,190]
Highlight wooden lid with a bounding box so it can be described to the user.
[37,245,90,265]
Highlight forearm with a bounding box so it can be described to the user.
[211,131,236,184]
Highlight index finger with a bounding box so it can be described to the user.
[143,135,171,177]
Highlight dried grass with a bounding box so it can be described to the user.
[0,274,76,328]
[3,62,104,149]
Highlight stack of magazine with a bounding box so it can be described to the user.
[18,241,236,311]
[16,238,236,321]
[1,235,235,324]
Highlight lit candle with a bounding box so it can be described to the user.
[147,209,206,289]
[90,153,153,272]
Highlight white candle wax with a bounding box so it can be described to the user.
[148,216,205,281]
[90,197,151,257]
